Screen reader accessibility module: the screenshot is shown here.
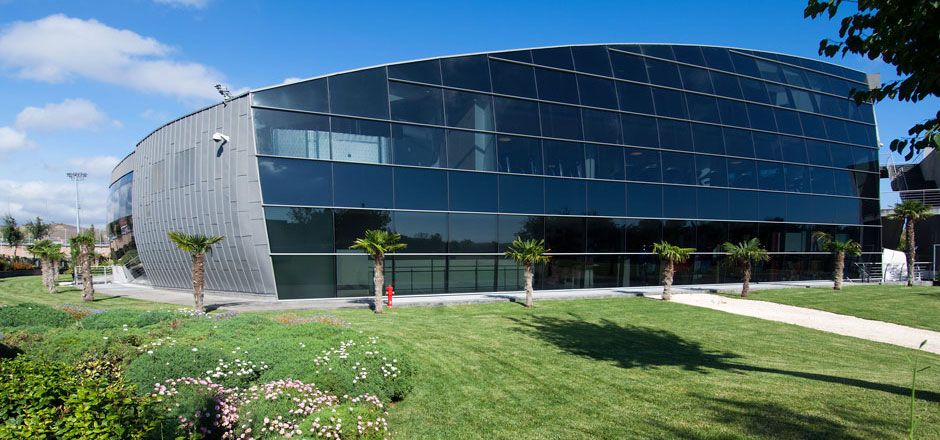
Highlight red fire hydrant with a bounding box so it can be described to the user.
[386,285,394,308]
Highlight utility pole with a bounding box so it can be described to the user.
[66,172,87,238]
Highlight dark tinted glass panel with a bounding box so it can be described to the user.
[756,59,784,82]
[446,130,496,171]
[728,190,758,220]
[265,207,333,253]
[543,140,585,177]
[645,58,683,88]
[641,45,675,59]
[652,88,688,119]
[861,226,880,252]
[544,256,586,290]
[658,119,693,151]
[758,192,787,221]
[810,167,836,195]
[673,45,705,65]
[753,132,783,161]
[627,183,662,217]
[784,164,811,193]
[328,68,388,119]
[394,167,446,210]
[545,178,586,215]
[824,118,850,143]
[577,75,618,110]
[766,84,793,108]
[273,256,335,299]
[389,256,446,294]
[695,154,728,187]
[833,170,857,196]
[532,47,573,69]
[723,127,755,157]
[388,59,441,84]
[334,210,392,251]
[582,109,622,144]
[390,124,445,167]
[330,117,391,164]
[702,47,735,71]
[757,161,785,191]
[829,143,854,168]
[717,98,750,128]
[861,200,880,225]
[696,221,728,252]
[493,97,540,135]
[586,218,627,253]
[780,136,808,163]
[333,162,393,208]
[710,71,743,99]
[388,82,443,125]
[572,45,613,76]
[586,144,625,180]
[663,220,695,248]
[258,157,331,206]
[730,53,761,77]
[587,180,626,216]
[780,65,808,88]
[535,67,579,104]
[441,55,491,92]
[494,50,532,62]
[851,147,878,172]
[449,214,497,253]
[663,186,697,219]
[448,256,497,293]
[545,217,586,253]
[254,109,330,159]
[846,121,870,145]
[800,113,828,139]
[540,103,583,140]
[747,104,777,131]
[697,188,729,220]
[625,219,662,252]
[490,59,537,98]
[497,215,544,251]
[774,108,803,136]
[686,94,721,123]
[661,151,696,185]
[727,158,758,188]
[609,51,649,82]
[497,135,542,174]
[791,89,817,112]
[740,77,770,104]
[692,123,724,155]
[616,82,655,114]
[625,147,661,182]
[253,78,328,112]
[679,65,713,93]
[393,211,447,253]
[448,171,497,212]
[621,114,659,148]
[806,140,832,166]
[336,254,372,297]
[499,174,543,214]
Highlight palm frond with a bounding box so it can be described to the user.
[504,237,551,264]
[350,229,407,258]
[652,241,694,263]
[723,237,770,264]
[168,231,226,255]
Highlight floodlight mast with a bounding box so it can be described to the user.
[66,172,88,238]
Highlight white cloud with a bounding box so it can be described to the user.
[0,179,107,227]
[140,109,170,122]
[0,14,224,100]
[65,155,121,178]
[153,0,211,8]
[282,77,303,84]
[0,126,34,152]
[15,98,109,131]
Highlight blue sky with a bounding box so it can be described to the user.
[0,0,934,227]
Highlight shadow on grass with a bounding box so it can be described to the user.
[509,314,940,403]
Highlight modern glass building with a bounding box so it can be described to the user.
[108,44,881,299]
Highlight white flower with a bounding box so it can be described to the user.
[192,348,199,352]
[102,337,108,340]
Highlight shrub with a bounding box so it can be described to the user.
[80,308,176,329]
[21,327,151,365]
[53,304,105,321]
[10,261,35,270]
[125,345,264,393]
[0,303,74,328]
[0,357,156,439]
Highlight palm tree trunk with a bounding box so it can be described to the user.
[39,257,50,288]
[524,261,534,308]
[192,252,205,313]
[662,259,674,301]
[741,260,751,297]
[906,220,915,287]
[373,255,385,314]
[833,251,844,290]
[48,259,58,294]
[81,243,94,302]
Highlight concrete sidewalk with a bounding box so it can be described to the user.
[95,279,837,312]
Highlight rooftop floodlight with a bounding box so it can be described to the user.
[66,172,88,237]
[214,83,233,103]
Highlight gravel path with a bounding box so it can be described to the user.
[666,293,940,355]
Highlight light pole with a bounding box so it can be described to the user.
[66,172,87,238]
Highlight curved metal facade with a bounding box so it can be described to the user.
[113,44,882,299]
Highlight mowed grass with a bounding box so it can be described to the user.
[722,284,940,332]
[0,275,162,310]
[246,297,940,440]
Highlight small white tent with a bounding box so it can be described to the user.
[882,248,907,282]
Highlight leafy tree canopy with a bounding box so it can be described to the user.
[1,214,24,247]
[805,0,940,159]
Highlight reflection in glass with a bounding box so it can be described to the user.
[390,124,445,167]
[726,158,758,189]
[253,78,328,112]
[544,256,586,290]
[254,109,329,159]
[535,67,579,104]
[388,59,441,84]
[587,180,626,217]
[661,151,696,185]
[658,119,693,151]
[621,114,660,148]
[498,215,544,252]
[543,140,585,177]
[446,130,496,171]
[449,214,498,253]
[499,175,544,214]
[333,210,392,251]
[545,217,586,252]
[545,178,586,215]
[539,103,583,140]
[258,157,331,206]
[328,68,389,119]
[265,207,333,253]
[448,256,497,293]
[394,167,447,210]
[449,171,497,212]
[441,55,491,92]
[582,109,622,144]
[497,135,542,174]
[388,82,444,125]
[625,148,661,182]
[490,59,537,98]
[616,82,655,114]
[625,219,663,252]
[578,75,618,109]
[393,211,447,253]
[585,144,625,180]
[331,117,391,164]
[694,154,728,187]
[493,96,540,135]
[273,256,335,299]
[443,89,494,131]
[333,163,392,208]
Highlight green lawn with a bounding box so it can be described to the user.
[721,284,940,333]
[0,275,164,310]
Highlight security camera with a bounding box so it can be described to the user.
[212,132,230,143]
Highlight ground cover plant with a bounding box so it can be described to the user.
[0,276,157,310]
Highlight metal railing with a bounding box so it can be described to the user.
[898,188,940,207]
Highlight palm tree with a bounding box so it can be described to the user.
[168,232,225,313]
[70,226,96,302]
[652,241,694,301]
[888,200,934,286]
[46,245,65,294]
[813,231,862,290]
[723,238,770,297]
[26,239,54,291]
[351,229,406,314]
[504,237,551,308]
